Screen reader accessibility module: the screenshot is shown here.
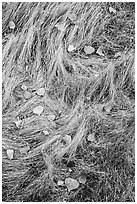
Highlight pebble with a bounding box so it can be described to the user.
[68,45,75,52]
[33,105,44,116]
[87,133,95,142]
[7,149,14,160]
[65,177,79,192]
[24,91,31,99]
[84,45,95,55]
[36,88,45,96]
[9,21,15,29]
[47,114,55,121]
[57,180,64,186]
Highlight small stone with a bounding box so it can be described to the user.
[7,149,14,160]
[33,105,44,116]
[65,177,79,192]
[21,84,28,91]
[9,21,15,29]
[43,130,49,135]
[47,114,55,121]
[24,91,31,99]
[78,174,87,184]
[68,45,75,52]
[109,7,116,14]
[36,88,45,96]
[87,133,95,142]
[57,180,64,186]
[84,45,95,55]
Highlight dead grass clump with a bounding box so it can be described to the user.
[2,2,135,202]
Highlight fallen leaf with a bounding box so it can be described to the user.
[14,120,21,128]
[68,168,73,172]
[64,135,71,144]
[20,146,30,154]
[57,180,64,186]
[43,130,49,135]
[78,174,87,184]
[24,91,31,99]
[84,45,95,54]
[87,133,95,142]
[33,105,44,116]
[7,149,14,160]
[68,45,75,52]
[47,114,55,121]
[109,7,116,14]
[36,88,45,96]
[65,177,79,191]
[21,84,28,91]
[96,47,104,56]
[9,21,15,29]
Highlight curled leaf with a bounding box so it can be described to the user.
[78,174,87,184]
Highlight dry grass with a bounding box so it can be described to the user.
[2,2,135,202]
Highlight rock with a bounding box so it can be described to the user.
[36,88,45,96]
[65,177,79,192]
[78,174,87,184]
[57,180,64,186]
[24,91,31,99]
[68,45,75,52]
[7,149,14,160]
[9,21,15,29]
[84,45,95,55]
[87,133,95,142]
[33,105,44,116]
